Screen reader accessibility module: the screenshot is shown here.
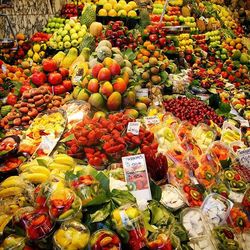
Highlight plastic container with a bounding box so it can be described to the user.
[168,164,191,186]
[147,231,175,250]
[180,208,209,239]
[89,229,122,250]
[0,135,20,160]
[221,122,241,144]
[111,203,147,249]
[48,188,82,222]
[201,193,233,226]
[0,234,25,250]
[188,236,216,250]
[177,121,193,142]
[160,184,186,211]
[53,220,90,250]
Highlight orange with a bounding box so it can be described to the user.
[140,48,150,57]
[8,72,14,78]
[230,40,235,47]
[15,71,22,77]
[147,44,155,51]
[19,77,26,82]
[16,33,25,40]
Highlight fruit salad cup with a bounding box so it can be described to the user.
[182,184,203,207]
[89,229,122,250]
[111,204,147,250]
[68,174,99,206]
[48,188,82,222]
[168,165,191,186]
[0,234,25,250]
[194,164,216,188]
[53,220,90,250]
[147,232,173,250]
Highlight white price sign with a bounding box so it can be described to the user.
[1,64,7,73]
[122,154,152,202]
[73,76,82,83]
[127,122,140,135]
[238,147,250,168]
[144,116,160,125]
[136,88,148,98]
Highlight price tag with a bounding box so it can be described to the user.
[144,116,160,125]
[136,88,148,98]
[127,122,140,135]
[238,147,250,168]
[1,64,7,73]
[73,76,82,83]
[122,154,152,202]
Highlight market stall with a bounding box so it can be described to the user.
[0,0,249,249]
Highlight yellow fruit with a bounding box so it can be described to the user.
[127,10,137,17]
[33,52,41,63]
[114,3,122,11]
[118,0,126,7]
[235,38,241,43]
[54,154,75,166]
[104,3,112,11]
[98,8,108,16]
[33,44,41,53]
[126,207,140,219]
[235,43,242,50]
[128,1,137,9]
[0,187,23,198]
[22,173,49,184]
[108,0,117,7]
[108,9,117,16]
[230,40,235,47]
[226,37,232,44]
[0,176,24,188]
[27,49,34,58]
[124,4,132,12]
[118,10,127,16]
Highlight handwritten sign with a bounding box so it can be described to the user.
[136,88,148,98]
[127,122,140,135]
[144,116,160,125]
[122,154,152,202]
[238,147,250,168]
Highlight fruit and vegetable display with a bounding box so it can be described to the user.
[0,0,249,249]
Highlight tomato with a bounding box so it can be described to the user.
[30,72,47,86]
[62,80,73,91]
[48,72,63,85]
[53,85,66,95]
[42,59,58,72]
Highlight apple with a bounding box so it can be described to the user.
[48,72,63,85]
[53,85,66,95]
[109,63,121,76]
[62,80,73,91]
[42,59,58,72]
[59,68,69,79]
[31,72,47,86]
[98,68,111,81]
[92,63,104,78]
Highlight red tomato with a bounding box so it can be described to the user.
[48,72,63,85]
[53,85,66,95]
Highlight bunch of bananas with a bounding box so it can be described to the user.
[19,154,76,184]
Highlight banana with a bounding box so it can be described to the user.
[0,176,25,188]
[53,154,75,167]
[0,214,12,234]
[21,173,49,184]
[49,163,72,172]
[0,187,23,198]
[28,166,50,177]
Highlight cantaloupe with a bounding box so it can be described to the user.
[89,22,103,37]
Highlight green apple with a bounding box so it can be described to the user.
[63,35,71,42]
[68,19,76,27]
[56,35,62,43]
[78,30,86,37]
[71,39,79,47]
[61,30,68,37]
[74,23,81,32]
[65,19,70,23]
[58,42,64,50]
[69,29,76,35]
[59,18,65,24]
[50,42,57,50]
[64,41,71,49]
[50,22,56,28]
[60,24,64,28]
[55,23,61,28]
[71,33,78,40]
[64,24,71,31]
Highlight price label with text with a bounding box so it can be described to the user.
[238,147,250,168]
[127,122,140,135]
[136,88,148,98]
[122,154,152,202]
[144,116,160,125]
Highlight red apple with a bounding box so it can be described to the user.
[88,79,100,93]
[62,80,73,91]
[97,68,111,81]
[53,85,66,95]
[109,63,121,76]
[6,93,18,105]
[59,68,69,79]
[48,72,63,85]
[92,63,104,78]
[31,72,47,86]
[42,59,58,72]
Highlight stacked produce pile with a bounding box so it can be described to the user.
[0,0,249,249]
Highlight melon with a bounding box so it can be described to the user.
[89,22,103,37]
[96,46,112,61]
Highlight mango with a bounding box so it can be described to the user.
[124,109,139,119]
[107,92,122,111]
[88,93,104,109]
[101,81,113,97]
[93,111,106,119]
[72,86,82,99]
[138,96,151,106]
[77,89,89,101]
[135,102,147,112]
[123,90,136,107]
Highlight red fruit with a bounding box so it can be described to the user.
[149,34,158,42]
[87,79,100,93]
[109,63,121,76]
[6,93,18,105]
[59,68,69,79]
[97,68,111,81]
[92,63,104,78]
[228,75,235,82]
[62,80,73,91]
[42,59,58,72]
[185,55,192,61]
[159,37,166,46]
[31,72,47,86]
[20,85,32,95]
[48,72,63,85]
[221,71,228,78]
[53,85,66,95]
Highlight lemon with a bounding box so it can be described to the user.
[127,10,137,17]
[27,49,34,58]
[124,4,132,12]
[114,3,122,11]
[33,44,41,53]
[118,9,127,16]
[98,8,107,16]
[108,9,117,17]
[104,2,112,11]
[39,51,45,58]
[108,0,117,7]
[33,53,41,63]
[226,37,232,44]
[118,0,126,6]
[99,0,107,4]
[128,1,137,9]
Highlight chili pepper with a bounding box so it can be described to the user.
[84,147,95,154]
[131,136,141,145]
[106,145,122,154]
